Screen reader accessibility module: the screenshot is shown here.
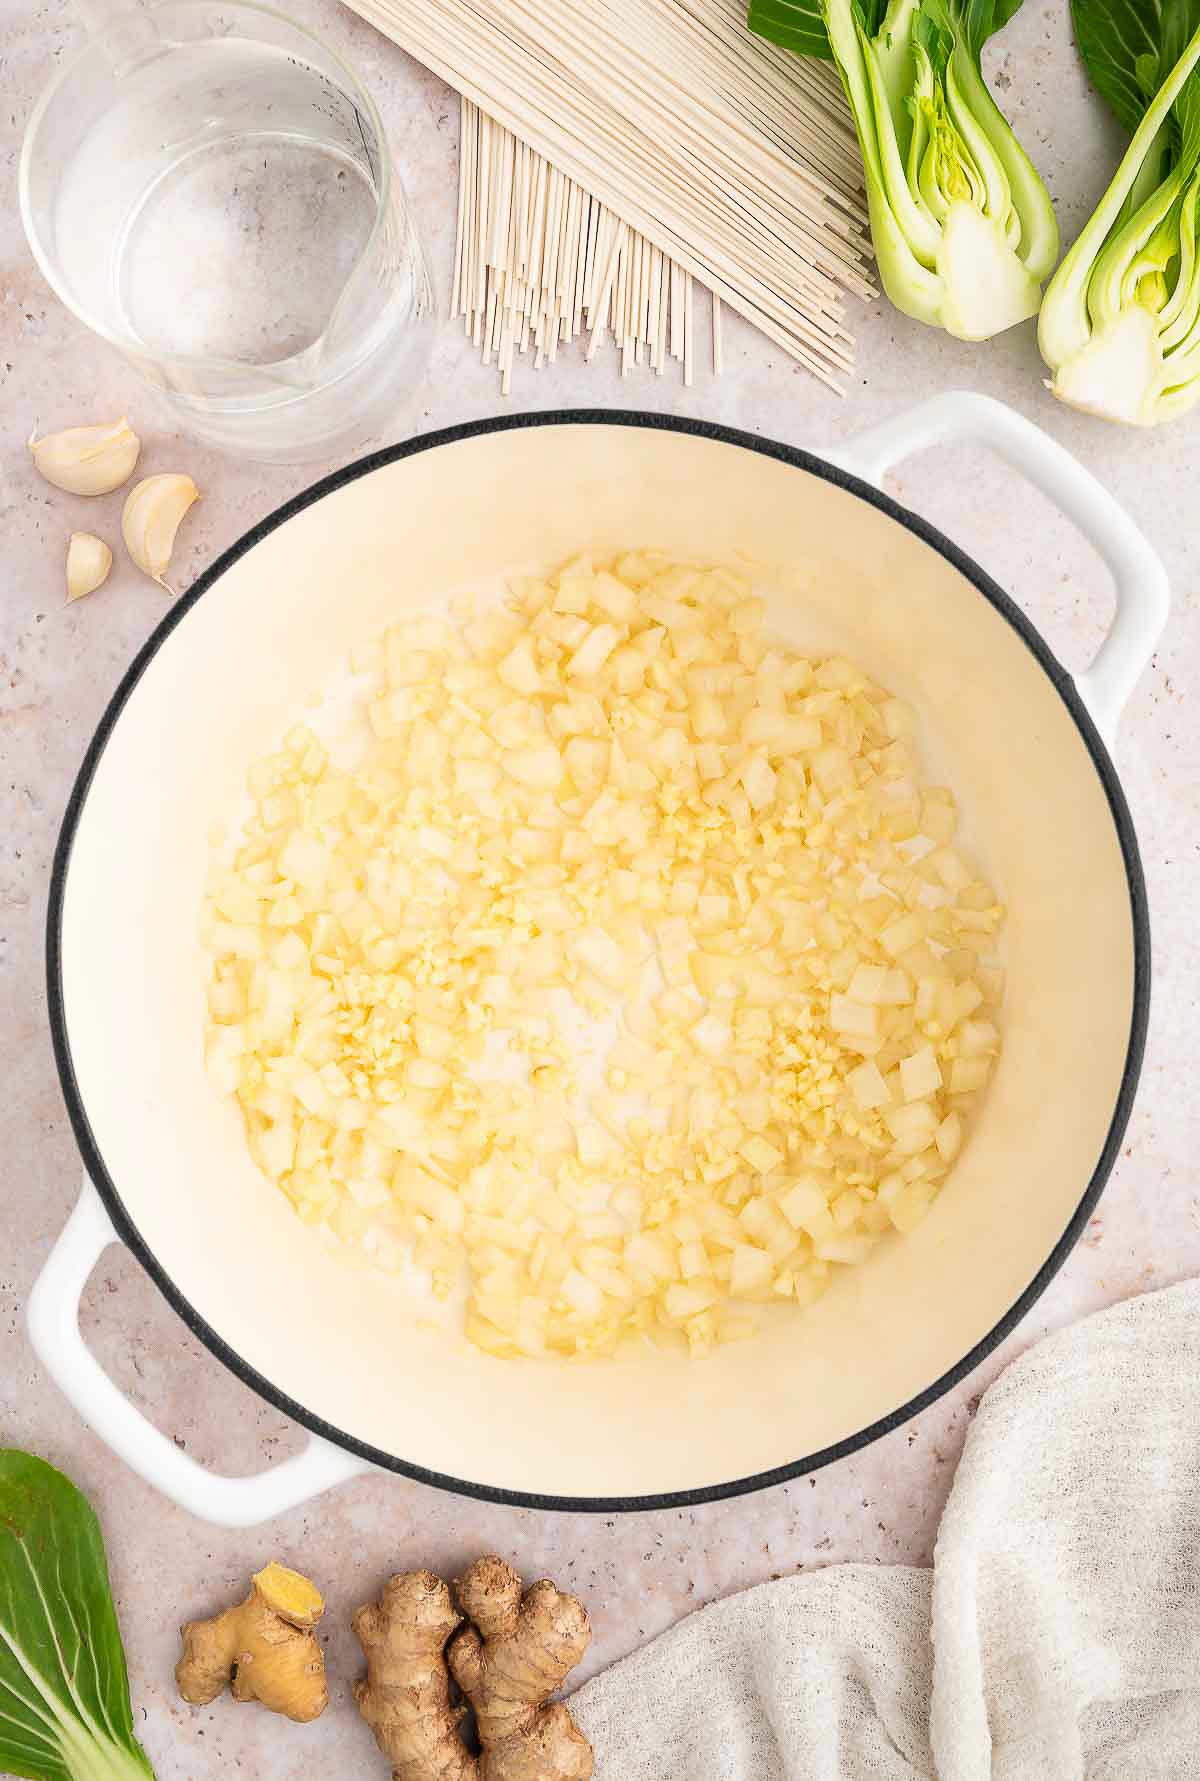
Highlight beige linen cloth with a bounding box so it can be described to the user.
[572,1281,1200,1779]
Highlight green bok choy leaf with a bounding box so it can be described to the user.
[1040,2,1200,425]
[747,0,1059,338]
[0,1451,156,1781]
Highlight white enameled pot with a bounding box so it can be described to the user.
[31,392,1166,1526]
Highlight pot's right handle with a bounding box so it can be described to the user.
[819,390,1169,743]
[27,1177,371,1526]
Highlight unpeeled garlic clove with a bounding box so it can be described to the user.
[66,532,113,603]
[122,473,200,589]
[29,418,141,496]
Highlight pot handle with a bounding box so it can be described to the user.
[27,1177,371,1526]
[818,389,1169,742]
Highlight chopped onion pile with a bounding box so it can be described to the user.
[203,553,1005,1360]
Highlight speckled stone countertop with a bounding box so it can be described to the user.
[2,1,1197,1774]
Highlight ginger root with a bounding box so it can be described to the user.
[176,1561,328,1723]
[354,1556,593,1781]
[353,1571,474,1781]
[451,1556,593,1781]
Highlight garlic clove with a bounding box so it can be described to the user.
[66,532,114,603]
[122,473,200,589]
[29,418,141,497]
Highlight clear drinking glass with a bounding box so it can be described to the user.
[20,1,433,462]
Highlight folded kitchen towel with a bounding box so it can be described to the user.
[571,1280,1200,1780]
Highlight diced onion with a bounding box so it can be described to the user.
[204,551,1005,1360]
[900,1045,942,1102]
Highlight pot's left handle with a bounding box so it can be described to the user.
[818,389,1169,744]
[28,1177,371,1526]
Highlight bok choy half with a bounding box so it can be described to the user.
[1040,3,1200,425]
[0,1451,156,1781]
[747,0,1059,339]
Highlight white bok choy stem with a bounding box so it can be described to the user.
[747,0,1059,340]
[1040,11,1200,426]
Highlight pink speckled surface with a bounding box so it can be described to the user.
[2,1,1198,1774]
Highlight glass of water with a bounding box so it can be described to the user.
[20,0,433,461]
